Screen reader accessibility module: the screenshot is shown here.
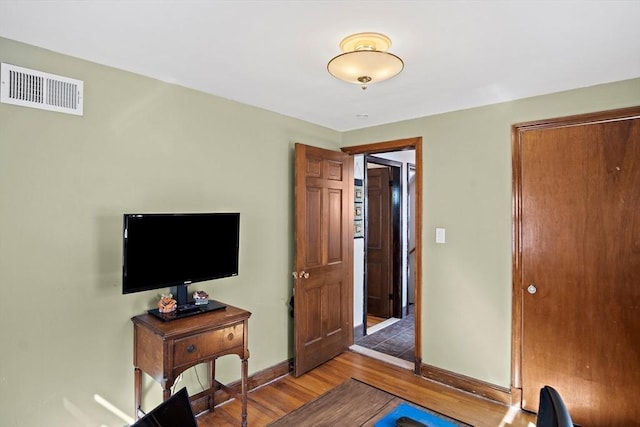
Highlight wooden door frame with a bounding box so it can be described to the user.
[342,137,423,373]
[407,163,416,313]
[510,105,640,403]
[365,156,403,319]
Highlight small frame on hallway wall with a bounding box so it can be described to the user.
[354,179,364,238]
[354,221,364,238]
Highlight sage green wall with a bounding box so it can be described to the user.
[342,78,640,388]
[0,37,341,427]
[2,35,639,427]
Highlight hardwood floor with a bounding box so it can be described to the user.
[196,351,536,426]
[367,314,387,327]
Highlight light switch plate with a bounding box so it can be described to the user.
[435,227,446,244]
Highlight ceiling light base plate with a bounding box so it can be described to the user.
[340,32,392,52]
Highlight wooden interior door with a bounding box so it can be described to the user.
[293,143,353,377]
[366,167,393,318]
[515,108,640,426]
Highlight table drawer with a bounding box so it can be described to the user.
[173,324,244,367]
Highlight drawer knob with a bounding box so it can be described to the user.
[227,333,234,341]
[186,344,196,353]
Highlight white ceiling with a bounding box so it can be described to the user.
[1,1,639,131]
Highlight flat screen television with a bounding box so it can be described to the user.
[122,212,240,320]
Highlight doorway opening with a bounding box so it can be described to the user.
[342,138,422,373]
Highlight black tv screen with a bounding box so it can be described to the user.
[122,213,240,295]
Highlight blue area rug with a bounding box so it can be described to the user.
[375,402,461,427]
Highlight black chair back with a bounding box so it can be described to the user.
[536,385,574,427]
[132,387,198,427]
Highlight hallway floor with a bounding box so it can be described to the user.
[355,305,415,362]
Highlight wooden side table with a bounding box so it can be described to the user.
[132,303,251,426]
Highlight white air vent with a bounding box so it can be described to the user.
[1,63,83,116]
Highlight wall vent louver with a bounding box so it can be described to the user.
[1,63,83,116]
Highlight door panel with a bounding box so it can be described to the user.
[305,187,322,267]
[366,167,392,318]
[517,111,640,426]
[294,143,353,376]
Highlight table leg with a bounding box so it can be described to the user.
[241,358,248,427]
[162,386,171,401]
[134,367,142,420]
[209,359,215,411]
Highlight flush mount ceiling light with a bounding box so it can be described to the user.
[327,32,404,90]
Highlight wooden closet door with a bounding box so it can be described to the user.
[515,108,640,426]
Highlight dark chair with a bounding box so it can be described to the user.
[536,385,574,427]
[132,387,198,427]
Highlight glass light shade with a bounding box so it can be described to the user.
[327,50,404,85]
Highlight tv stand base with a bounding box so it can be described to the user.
[132,303,251,426]
[147,300,227,321]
